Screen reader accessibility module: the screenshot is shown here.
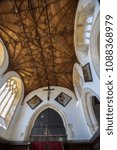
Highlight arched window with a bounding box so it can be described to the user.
[92,96,100,124]
[0,38,9,75]
[0,40,5,67]
[31,108,67,141]
[0,77,22,129]
[0,38,23,129]
[84,16,93,45]
[82,89,99,135]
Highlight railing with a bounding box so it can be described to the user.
[30,134,67,141]
[0,130,100,150]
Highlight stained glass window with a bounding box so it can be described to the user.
[31,108,67,141]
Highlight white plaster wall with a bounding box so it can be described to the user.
[73,63,99,136]
[0,0,100,141]
[77,0,95,11]
[0,105,24,140]
[82,52,100,97]
[10,86,91,141]
[0,38,9,75]
[0,124,10,140]
[73,0,100,137]
[74,0,100,98]
[93,0,100,25]
[0,71,24,140]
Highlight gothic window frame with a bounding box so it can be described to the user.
[0,76,23,129]
[0,38,24,129]
[25,103,74,141]
[81,88,100,135]
[30,108,67,141]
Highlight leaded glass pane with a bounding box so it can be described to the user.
[31,108,67,141]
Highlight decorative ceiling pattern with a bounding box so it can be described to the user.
[0,0,78,95]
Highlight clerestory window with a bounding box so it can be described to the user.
[84,16,93,45]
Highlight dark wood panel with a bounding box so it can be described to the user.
[92,136,100,150]
[0,134,100,150]
[6,145,29,150]
[0,143,5,150]
[64,142,93,150]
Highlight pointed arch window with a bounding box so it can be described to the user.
[0,77,22,129]
[31,108,67,141]
[0,38,23,129]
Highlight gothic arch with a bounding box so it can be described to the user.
[0,38,9,75]
[25,103,74,141]
[81,88,100,135]
[90,12,100,78]
[73,63,84,100]
[74,0,95,65]
[0,38,24,129]
[0,71,24,129]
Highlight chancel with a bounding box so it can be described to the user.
[0,0,100,150]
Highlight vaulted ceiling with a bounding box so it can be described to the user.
[0,0,79,95]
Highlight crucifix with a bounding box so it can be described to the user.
[43,84,54,100]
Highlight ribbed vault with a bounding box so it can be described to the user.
[0,0,79,95]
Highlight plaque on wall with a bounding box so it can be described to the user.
[55,92,72,107]
[82,63,93,82]
[27,95,43,109]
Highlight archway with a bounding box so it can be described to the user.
[0,38,9,75]
[30,108,67,141]
[90,12,100,78]
[0,76,23,129]
[0,38,24,129]
[92,96,100,124]
[81,88,100,135]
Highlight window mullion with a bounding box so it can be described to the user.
[1,91,13,118]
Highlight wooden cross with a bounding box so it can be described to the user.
[43,85,54,100]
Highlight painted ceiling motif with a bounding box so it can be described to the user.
[0,0,78,95]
